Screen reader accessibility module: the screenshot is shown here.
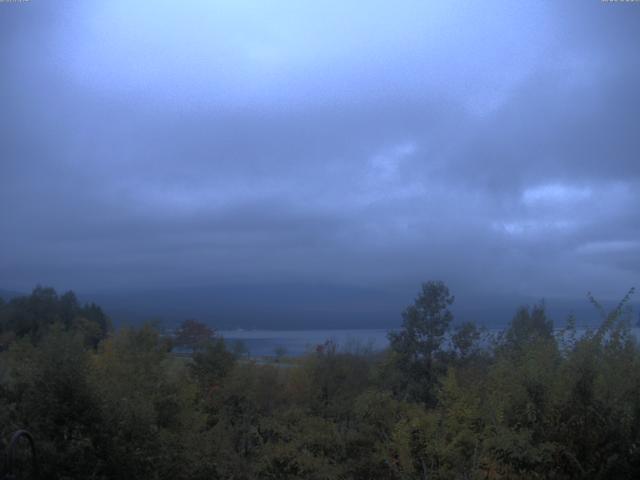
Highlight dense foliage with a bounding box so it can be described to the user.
[1,283,639,479]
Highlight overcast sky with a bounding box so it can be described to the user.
[1,1,639,302]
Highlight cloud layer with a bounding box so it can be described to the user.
[1,1,639,303]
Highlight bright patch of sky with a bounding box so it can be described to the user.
[57,0,552,112]
[522,183,592,206]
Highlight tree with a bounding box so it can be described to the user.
[451,321,482,362]
[387,280,454,404]
[0,287,110,348]
[74,302,111,348]
[0,326,102,479]
[274,345,287,362]
[503,303,553,352]
[174,319,214,350]
[92,323,210,479]
[190,338,236,393]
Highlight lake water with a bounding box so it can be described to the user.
[218,326,640,357]
[218,329,391,356]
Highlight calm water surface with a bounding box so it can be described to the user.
[218,329,390,356]
[218,327,640,357]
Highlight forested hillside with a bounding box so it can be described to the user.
[1,282,639,479]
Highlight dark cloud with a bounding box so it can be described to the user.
[1,0,639,314]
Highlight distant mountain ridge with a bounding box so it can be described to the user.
[80,284,406,330]
[2,284,636,331]
[0,289,24,301]
[78,284,634,331]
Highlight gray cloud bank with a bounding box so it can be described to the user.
[1,1,639,326]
